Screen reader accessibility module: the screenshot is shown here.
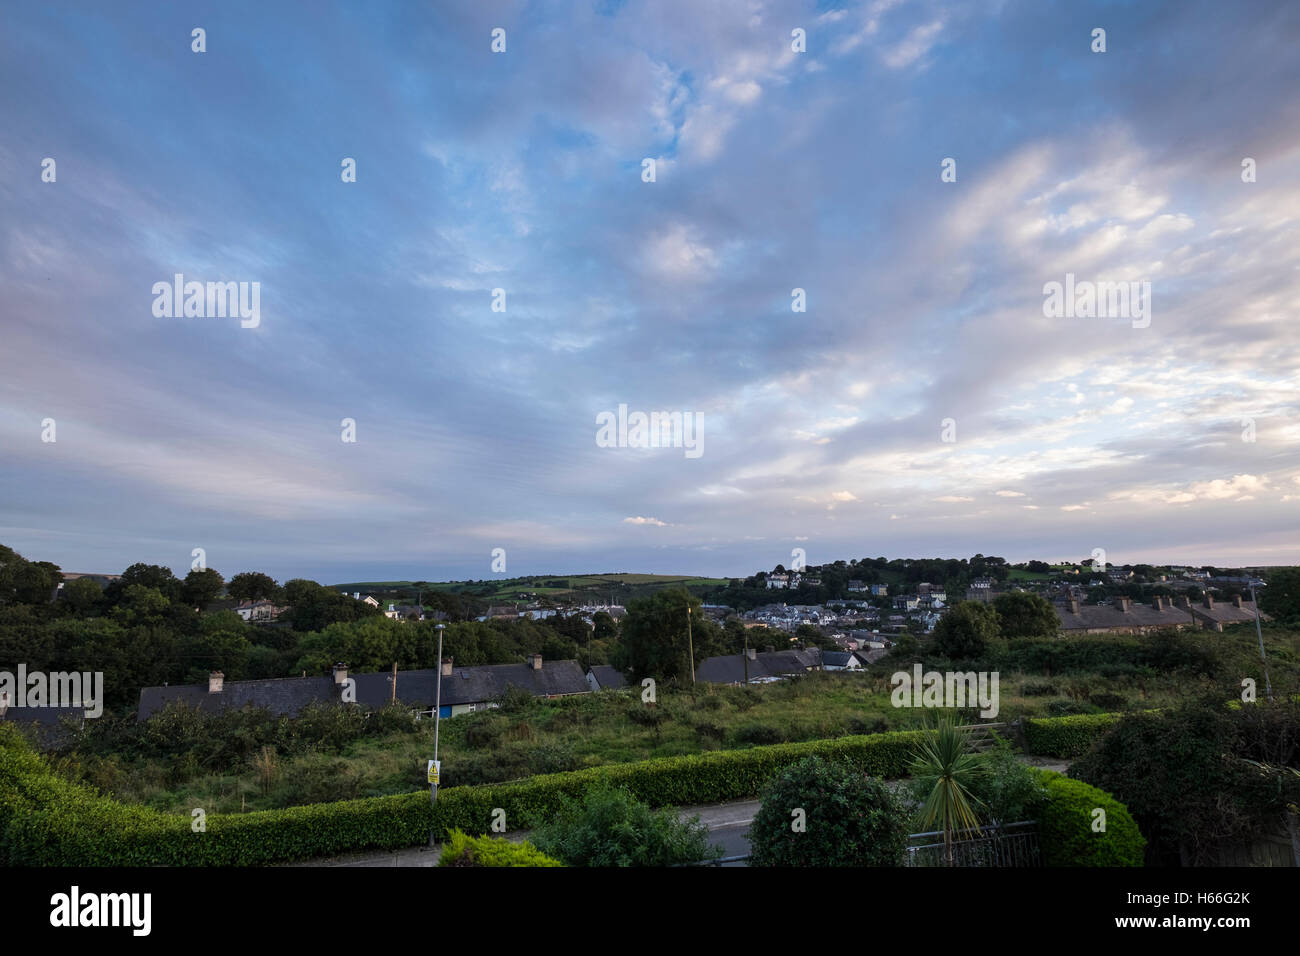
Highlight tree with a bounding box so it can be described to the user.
[908,717,986,866]
[11,560,64,604]
[180,567,225,610]
[591,610,618,642]
[992,592,1059,639]
[108,584,172,626]
[1261,568,1300,626]
[227,572,280,603]
[931,601,999,660]
[61,576,104,614]
[612,588,718,683]
[116,563,180,601]
[748,756,910,866]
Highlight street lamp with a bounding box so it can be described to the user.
[1248,580,1273,703]
[429,622,446,848]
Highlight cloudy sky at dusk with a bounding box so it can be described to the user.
[3,0,1299,584]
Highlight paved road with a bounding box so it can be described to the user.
[288,756,1070,868]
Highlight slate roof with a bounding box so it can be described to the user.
[696,648,820,684]
[821,651,856,668]
[588,664,627,689]
[137,660,591,721]
[1054,597,1268,631]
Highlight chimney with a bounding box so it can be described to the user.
[208,671,224,694]
[1232,595,1243,609]
[441,657,453,677]
[332,663,348,685]
[529,653,542,671]
[1066,597,1079,614]
[1204,594,1215,609]
[765,645,775,654]
[1117,596,1131,613]
[0,691,9,717]
[746,647,757,661]
[1152,596,1164,611]
[1178,595,1192,609]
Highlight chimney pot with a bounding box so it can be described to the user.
[208,671,225,694]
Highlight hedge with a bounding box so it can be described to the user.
[438,830,562,867]
[1023,713,1123,758]
[1033,769,1145,866]
[0,723,928,866]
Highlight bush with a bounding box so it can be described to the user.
[734,723,783,745]
[964,744,1047,827]
[1088,692,1129,711]
[1047,699,1093,717]
[1020,681,1057,697]
[530,785,718,867]
[438,829,562,867]
[1024,712,1123,757]
[1033,770,1145,866]
[748,756,909,866]
[1069,701,1300,865]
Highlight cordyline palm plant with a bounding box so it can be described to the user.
[910,715,987,866]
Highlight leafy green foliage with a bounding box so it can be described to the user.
[531,784,717,866]
[908,717,985,858]
[932,601,999,660]
[748,756,909,866]
[1069,700,1300,865]
[1033,769,1145,866]
[1023,712,1124,757]
[438,829,562,867]
[992,592,1060,639]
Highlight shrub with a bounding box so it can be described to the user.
[1020,681,1057,697]
[734,723,783,746]
[693,721,727,742]
[748,756,909,866]
[530,784,718,867]
[1088,692,1129,711]
[1023,712,1122,757]
[438,829,562,867]
[964,744,1047,827]
[1070,700,1300,865]
[1033,769,1145,866]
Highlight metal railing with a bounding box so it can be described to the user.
[905,821,1041,867]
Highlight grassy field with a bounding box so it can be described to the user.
[52,623,1298,816]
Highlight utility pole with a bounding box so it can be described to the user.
[429,622,445,848]
[686,603,695,684]
[1249,581,1273,703]
[391,661,397,703]
[742,631,749,685]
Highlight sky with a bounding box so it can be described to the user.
[2,0,1299,585]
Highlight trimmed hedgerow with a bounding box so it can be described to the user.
[1023,712,1123,758]
[1033,769,1145,866]
[1,723,928,866]
[438,829,562,867]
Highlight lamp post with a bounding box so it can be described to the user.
[429,622,445,848]
[1248,581,1273,703]
[686,603,695,684]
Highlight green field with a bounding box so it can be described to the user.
[331,573,730,604]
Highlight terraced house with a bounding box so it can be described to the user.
[136,654,591,721]
[1055,594,1269,635]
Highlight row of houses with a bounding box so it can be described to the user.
[1055,593,1268,634]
